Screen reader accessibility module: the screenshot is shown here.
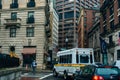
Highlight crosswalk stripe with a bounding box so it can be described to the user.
[39,73,53,80]
[21,73,28,77]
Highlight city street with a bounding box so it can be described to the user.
[1,0,119,80]
[20,72,73,80]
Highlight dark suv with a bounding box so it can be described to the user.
[74,65,120,80]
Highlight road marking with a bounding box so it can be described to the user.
[21,73,28,77]
[39,73,53,80]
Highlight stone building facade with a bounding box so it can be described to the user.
[0,0,50,69]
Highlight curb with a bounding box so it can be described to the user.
[40,70,52,73]
[22,68,52,73]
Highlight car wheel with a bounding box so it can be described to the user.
[73,78,77,80]
[53,69,58,77]
[63,72,68,80]
[72,74,77,80]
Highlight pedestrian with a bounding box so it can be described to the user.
[31,60,37,74]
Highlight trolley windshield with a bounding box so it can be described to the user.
[76,53,93,64]
[80,54,89,63]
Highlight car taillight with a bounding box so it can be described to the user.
[92,75,104,80]
[119,77,120,80]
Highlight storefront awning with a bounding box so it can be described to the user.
[22,48,36,54]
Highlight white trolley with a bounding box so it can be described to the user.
[53,48,95,79]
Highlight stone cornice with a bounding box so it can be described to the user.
[0,6,45,12]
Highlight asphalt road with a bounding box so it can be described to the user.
[42,75,74,80]
[21,72,74,80]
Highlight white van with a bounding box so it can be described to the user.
[53,48,95,80]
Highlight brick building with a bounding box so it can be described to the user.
[100,0,120,64]
[56,0,100,49]
[78,8,99,48]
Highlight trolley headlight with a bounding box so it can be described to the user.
[76,67,80,71]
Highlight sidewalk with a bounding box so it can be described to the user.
[40,69,53,73]
[20,68,53,80]
[22,67,52,73]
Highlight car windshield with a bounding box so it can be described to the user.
[96,67,119,75]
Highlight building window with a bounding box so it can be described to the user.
[10,0,18,8]
[118,0,120,8]
[119,16,120,24]
[119,32,120,38]
[12,0,18,3]
[102,11,106,21]
[27,11,34,23]
[76,12,79,18]
[84,24,87,28]
[0,13,1,25]
[11,12,17,19]
[109,5,114,15]
[28,11,34,18]
[10,28,16,37]
[117,50,120,60]
[110,20,114,30]
[26,27,34,37]
[109,35,113,43]
[103,26,107,33]
[27,0,35,7]
[84,17,87,21]
[0,0,2,9]
[59,13,63,20]
[9,46,15,52]
[64,11,74,19]
[28,0,35,3]
[64,0,69,2]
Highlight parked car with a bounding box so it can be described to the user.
[113,60,120,69]
[74,65,120,80]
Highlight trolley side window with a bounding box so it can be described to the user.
[76,53,79,63]
[68,54,72,63]
[117,50,120,60]
[90,54,93,63]
[60,56,62,63]
[59,54,72,63]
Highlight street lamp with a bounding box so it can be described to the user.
[65,37,68,49]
